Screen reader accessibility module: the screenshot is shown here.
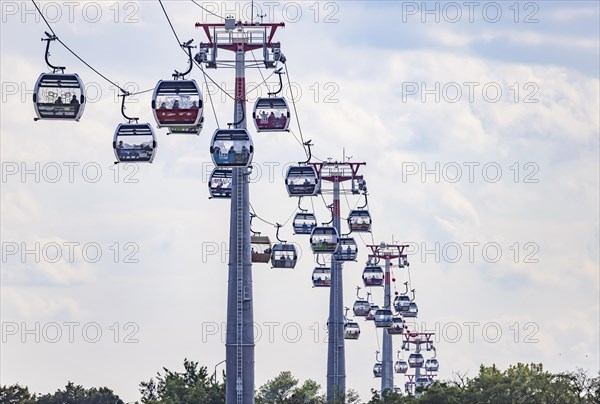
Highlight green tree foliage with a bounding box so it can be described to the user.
[255,371,326,404]
[35,381,124,404]
[139,358,225,404]
[0,383,35,404]
[368,363,600,403]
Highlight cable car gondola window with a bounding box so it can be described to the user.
[113,124,157,163]
[251,236,272,263]
[312,267,331,287]
[310,227,339,254]
[152,80,203,128]
[408,353,424,368]
[253,97,290,132]
[344,322,360,340]
[366,304,379,321]
[348,209,372,233]
[209,168,232,199]
[395,360,409,374]
[33,73,85,121]
[404,302,418,318]
[387,317,405,335]
[285,166,319,197]
[425,359,439,372]
[210,129,253,167]
[334,237,358,261]
[271,243,297,269]
[373,363,383,378]
[394,295,411,312]
[374,309,394,328]
[353,299,371,317]
[293,212,317,235]
[362,265,384,287]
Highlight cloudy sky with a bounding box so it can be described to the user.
[1,0,599,402]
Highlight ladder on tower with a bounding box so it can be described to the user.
[235,167,244,404]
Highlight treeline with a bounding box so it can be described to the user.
[1,360,598,403]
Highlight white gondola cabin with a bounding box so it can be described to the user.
[334,237,358,261]
[362,265,384,287]
[271,243,297,269]
[310,227,339,254]
[113,124,157,163]
[285,166,319,197]
[353,299,371,317]
[253,97,290,132]
[373,363,383,378]
[408,353,424,368]
[365,304,379,321]
[395,360,409,374]
[348,209,372,233]
[210,128,253,167]
[416,377,433,389]
[394,295,411,313]
[209,168,232,199]
[152,80,203,128]
[374,309,394,328]
[33,73,85,121]
[293,212,317,235]
[387,317,405,335]
[344,322,360,340]
[251,236,272,263]
[312,267,331,287]
[425,359,439,372]
[404,302,418,318]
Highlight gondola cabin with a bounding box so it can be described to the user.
[253,97,290,132]
[344,322,360,340]
[416,377,433,389]
[353,299,371,317]
[362,265,384,287]
[210,128,253,167]
[348,209,372,233]
[251,236,272,263]
[209,168,232,199]
[387,317,405,335]
[404,302,418,318]
[374,309,394,328]
[33,73,85,121]
[271,243,297,269]
[312,267,331,287]
[152,80,203,128]
[394,295,411,313]
[293,212,317,235]
[334,237,358,261]
[408,353,424,368]
[113,124,157,163]
[285,166,319,197]
[373,363,383,378]
[395,360,409,374]
[365,304,379,321]
[425,359,439,372]
[310,227,339,254]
